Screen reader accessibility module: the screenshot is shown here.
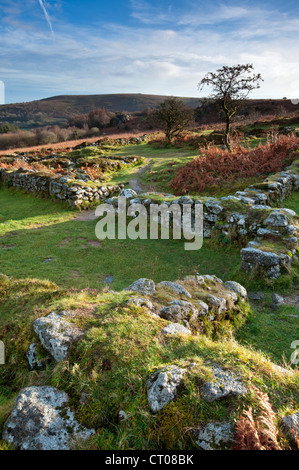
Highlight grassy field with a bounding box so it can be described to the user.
[0,186,298,365]
[0,137,299,450]
[0,188,241,290]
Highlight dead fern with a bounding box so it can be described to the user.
[232,386,281,450]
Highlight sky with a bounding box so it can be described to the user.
[0,0,299,104]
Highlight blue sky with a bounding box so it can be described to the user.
[0,0,299,103]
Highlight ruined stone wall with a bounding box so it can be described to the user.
[0,168,123,207]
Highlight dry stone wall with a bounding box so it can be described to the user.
[0,168,123,207]
[113,159,299,279]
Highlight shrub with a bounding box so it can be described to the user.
[171,134,299,194]
[0,123,18,134]
[36,130,58,145]
[0,130,38,149]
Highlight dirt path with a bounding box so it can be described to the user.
[283,291,299,309]
[129,161,153,194]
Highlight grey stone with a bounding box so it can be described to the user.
[282,412,299,442]
[270,293,285,310]
[257,228,281,237]
[248,240,261,248]
[224,290,239,303]
[272,293,284,305]
[127,296,154,311]
[33,311,84,362]
[197,274,223,284]
[248,291,264,301]
[119,188,137,199]
[125,278,156,296]
[202,364,247,402]
[205,295,227,314]
[157,281,192,298]
[241,247,280,268]
[195,421,233,450]
[2,386,95,450]
[285,225,298,235]
[43,258,55,264]
[276,208,296,217]
[178,196,194,206]
[267,265,281,279]
[127,296,159,316]
[118,410,128,421]
[264,212,289,227]
[204,212,219,223]
[26,343,43,370]
[251,204,271,210]
[141,198,153,207]
[238,228,248,236]
[239,196,255,205]
[129,198,142,205]
[205,201,223,214]
[161,323,192,336]
[147,366,186,413]
[159,300,199,323]
[221,195,241,202]
[196,300,209,316]
[224,281,247,299]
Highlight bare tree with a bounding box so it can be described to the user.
[198,64,263,151]
[153,97,194,143]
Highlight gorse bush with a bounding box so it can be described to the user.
[171,134,299,194]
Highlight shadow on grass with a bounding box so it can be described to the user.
[0,188,73,223]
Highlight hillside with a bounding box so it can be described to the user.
[0,93,299,129]
[0,94,200,129]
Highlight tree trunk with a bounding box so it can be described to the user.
[224,115,232,152]
[222,99,236,152]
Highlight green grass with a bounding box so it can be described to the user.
[0,188,243,291]
[107,143,197,192]
[1,188,297,293]
[0,186,298,367]
[237,300,299,364]
[279,191,299,214]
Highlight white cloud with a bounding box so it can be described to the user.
[0,1,299,102]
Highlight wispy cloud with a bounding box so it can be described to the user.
[0,1,299,102]
[37,0,55,38]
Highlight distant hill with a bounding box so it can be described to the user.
[0,94,200,129]
[0,93,298,129]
